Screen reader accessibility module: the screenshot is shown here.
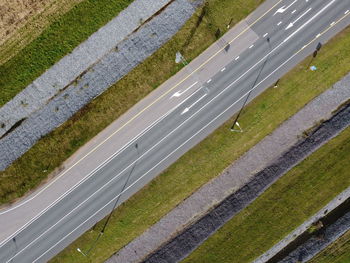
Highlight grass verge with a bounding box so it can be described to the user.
[182,126,350,263]
[0,0,84,65]
[309,230,350,263]
[0,0,134,106]
[49,25,350,263]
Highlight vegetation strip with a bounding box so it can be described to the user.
[182,126,350,263]
[49,24,350,263]
[309,229,350,263]
[143,103,350,263]
[0,0,135,107]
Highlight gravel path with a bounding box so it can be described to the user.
[106,73,350,263]
[0,0,199,171]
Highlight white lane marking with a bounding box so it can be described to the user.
[181,94,207,115]
[8,3,346,257]
[291,9,297,14]
[284,0,337,43]
[249,44,254,49]
[316,33,321,38]
[346,10,349,15]
[274,0,298,15]
[263,33,269,38]
[286,7,312,30]
[207,79,212,84]
[330,21,335,26]
[171,81,198,98]
[32,27,322,262]
[0,86,203,247]
[235,56,240,60]
[221,67,226,72]
[277,21,282,26]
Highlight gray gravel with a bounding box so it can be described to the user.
[141,102,350,263]
[0,0,173,139]
[106,73,350,263]
[0,0,198,171]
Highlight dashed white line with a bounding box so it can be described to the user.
[221,67,226,72]
[207,79,212,83]
[330,21,336,26]
[235,56,240,60]
[263,32,269,38]
[249,44,254,49]
[292,9,297,14]
[277,21,282,26]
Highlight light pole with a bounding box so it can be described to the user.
[307,42,322,69]
[231,37,272,132]
[79,143,140,257]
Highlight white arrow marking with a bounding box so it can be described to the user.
[181,94,207,115]
[284,0,337,43]
[171,81,198,98]
[274,0,298,15]
[285,7,312,30]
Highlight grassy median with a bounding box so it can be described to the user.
[309,230,350,263]
[0,0,135,106]
[49,24,350,263]
[183,126,350,263]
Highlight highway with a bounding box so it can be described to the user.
[0,0,350,262]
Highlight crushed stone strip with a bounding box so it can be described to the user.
[106,73,350,263]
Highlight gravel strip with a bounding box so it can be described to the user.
[0,0,172,138]
[106,73,350,263]
[254,187,350,263]
[0,0,199,171]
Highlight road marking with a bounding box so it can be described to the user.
[274,0,298,16]
[207,79,212,83]
[277,21,282,26]
[29,12,350,262]
[263,32,269,38]
[221,67,226,72]
[284,0,337,43]
[291,9,297,14]
[0,0,286,247]
[171,81,198,98]
[249,44,254,49]
[330,21,336,26]
[345,10,349,15]
[286,7,312,30]
[235,56,240,60]
[181,94,207,115]
[316,33,321,38]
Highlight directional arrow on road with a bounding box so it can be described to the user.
[274,0,298,16]
[285,7,312,30]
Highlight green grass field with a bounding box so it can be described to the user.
[0,0,134,107]
[183,126,350,263]
[50,24,350,263]
[309,230,350,263]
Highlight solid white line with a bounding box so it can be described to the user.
[249,44,254,49]
[0,0,285,246]
[171,81,198,98]
[0,86,203,247]
[7,1,345,257]
[284,0,337,43]
[31,9,350,262]
[316,33,321,38]
[221,67,226,72]
[181,94,207,115]
[345,10,349,15]
[33,27,317,262]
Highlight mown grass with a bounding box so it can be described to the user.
[309,230,350,263]
[0,0,134,107]
[183,126,350,263]
[0,0,84,65]
[49,25,350,263]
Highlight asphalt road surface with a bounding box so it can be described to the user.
[1,0,350,262]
